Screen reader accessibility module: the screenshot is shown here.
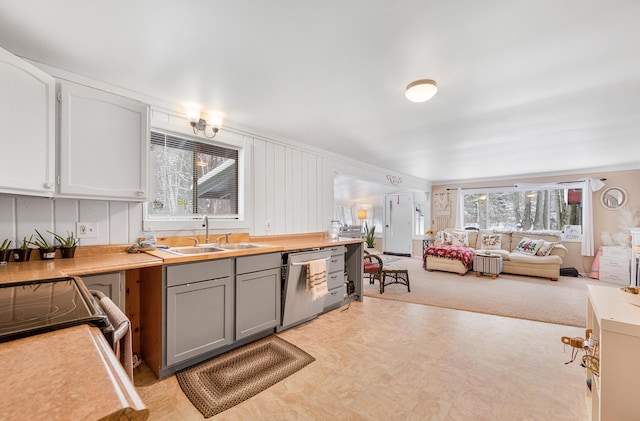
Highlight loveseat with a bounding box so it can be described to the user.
[424,228,568,281]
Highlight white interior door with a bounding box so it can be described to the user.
[384,194,413,255]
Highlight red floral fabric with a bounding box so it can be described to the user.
[424,245,475,269]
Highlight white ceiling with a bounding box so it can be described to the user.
[1,1,639,183]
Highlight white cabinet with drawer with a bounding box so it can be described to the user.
[600,247,630,285]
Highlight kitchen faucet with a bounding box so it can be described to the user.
[202,215,209,244]
[215,233,230,246]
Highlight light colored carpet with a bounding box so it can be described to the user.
[363,256,618,327]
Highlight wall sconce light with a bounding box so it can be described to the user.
[188,110,224,139]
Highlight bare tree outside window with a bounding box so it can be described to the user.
[148,131,238,219]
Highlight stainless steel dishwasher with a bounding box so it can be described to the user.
[277,249,332,332]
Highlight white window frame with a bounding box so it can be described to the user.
[462,186,579,233]
[143,128,249,232]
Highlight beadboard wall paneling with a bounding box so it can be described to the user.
[17,196,54,245]
[251,138,325,235]
[109,201,129,244]
[0,196,16,244]
[0,195,140,247]
[252,139,267,236]
[273,144,286,234]
[53,199,78,241]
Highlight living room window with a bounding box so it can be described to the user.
[147,130,239,221]
[463,188,582,231]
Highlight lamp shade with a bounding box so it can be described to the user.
[405,79,438,103]
[357,209,368,220]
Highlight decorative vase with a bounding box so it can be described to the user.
[12,248,32,262]
[0,249,10,264]
[60,246,76,259]
[38,247,57,260]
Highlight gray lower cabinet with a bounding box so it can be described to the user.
[324,247,346,311]
[235,253,281,341]
[165,259,233,367]
[81,271,125,311]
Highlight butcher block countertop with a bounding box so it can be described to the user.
[0,324,149,421]
[0,233,363,284]
[145,233,364,263]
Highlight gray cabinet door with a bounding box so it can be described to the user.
[235,268,280,340]
[166,277,233,366]
[82,271,124,311]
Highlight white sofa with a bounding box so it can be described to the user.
[424,229,568,281]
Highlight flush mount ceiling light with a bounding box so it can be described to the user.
[187,109,224,139]
[405,79,438,103]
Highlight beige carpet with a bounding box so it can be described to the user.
[363,256,615,327]
[176,335,314,418]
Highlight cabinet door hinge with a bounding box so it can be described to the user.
[56,91,62,102]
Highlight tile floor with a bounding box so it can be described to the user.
[134,297,587,420]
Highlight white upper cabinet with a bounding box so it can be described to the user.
[0,47,56,196]
[58,81,150,201]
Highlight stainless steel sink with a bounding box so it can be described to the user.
[219,243,265,250]
[166,246,225,255]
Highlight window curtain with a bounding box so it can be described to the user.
[514,178,605,256]
[454,188,464,229]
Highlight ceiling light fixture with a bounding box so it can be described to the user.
[188,110,224,139]
[405,79,438,103]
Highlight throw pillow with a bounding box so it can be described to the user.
[536,241,556,256]
[451,231,469,247]
[514,237,545,255]
[439,231,452,245]
[480,233,502,250]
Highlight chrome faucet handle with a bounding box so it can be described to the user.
[188,237,199,246]
[215,235,226,246]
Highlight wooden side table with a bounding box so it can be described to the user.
[473,252,503,279]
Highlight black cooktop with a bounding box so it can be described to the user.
[0,277,110,343]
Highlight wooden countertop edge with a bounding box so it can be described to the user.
[91,329,150,420]
[0,325,148,421]
[0,236,364,283]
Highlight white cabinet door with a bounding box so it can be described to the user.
[0,47,55,196]
[58,81,149,200]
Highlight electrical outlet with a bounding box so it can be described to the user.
[76,222,97,239]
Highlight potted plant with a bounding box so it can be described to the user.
[13,235,33,262]
[365,224,376,250]
[0,239,11,264]
[31,229,57,260]
[50,230,79,258]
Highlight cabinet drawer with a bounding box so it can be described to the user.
[600,257,630,275]
[326,246,344,257]
[602,247,630,259]
[327,271,345,290]
[166,259,232,287]
[324,285,345,310]
[327,254,344,274]
[599,272,629,285]
[236,253,281,275]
